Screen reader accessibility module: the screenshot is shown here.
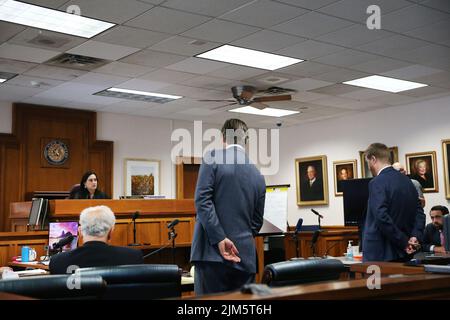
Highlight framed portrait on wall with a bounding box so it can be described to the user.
[443,140,450,199]
[359,146,398,178]
[124,159,160,196]
[406,151,438,193]
[333,160,357,196]
[295,155,328,206]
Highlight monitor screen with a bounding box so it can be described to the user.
[342,178,372,226]
[28,198,43,226]
[49,222,78,252]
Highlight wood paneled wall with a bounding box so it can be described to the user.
[0,103,113,231]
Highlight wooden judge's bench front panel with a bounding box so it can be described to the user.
[3,199,196,266]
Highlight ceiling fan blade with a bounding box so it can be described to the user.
[250,102,269,110]
[211,102,237,110]
[253,95,292,103]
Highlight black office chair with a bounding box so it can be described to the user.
[262,259,347,287]
[0,274,105,299]
[67,184,81,199]
[75,264,182,300]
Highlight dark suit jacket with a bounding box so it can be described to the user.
[422,223,442,252]
[190,146,266,274]
[49,241,144,274]
[70,190,108,199]
[363,167,425,262]
[301,178,324,201]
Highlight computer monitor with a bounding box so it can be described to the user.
[49,222,79,252]
[28,198,43,227]
[342,178,372,226]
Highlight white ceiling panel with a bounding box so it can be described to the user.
[220,0,307,28]
[207,65,268,80]
[32,82,109,100]
[67,41,140,61]
[0,58,37,74]
[414,71,450,89]
[318,0,412,23]
[231,30,306,52]
[182,19,260,43]
[312,68,369,83]
[366,92,419,106]
[59,101,106,111]
[405,18,450,44]
[357,35,430,58]
[0,22,26,43]
[382,4,449,33]
[138,69,197,84]
[120,49,187,68]
[20,96,73,107]
[115,78,171,92]
[278,61,341,77]
[308,83,360,96]
[339,88,392,100]
[316,24,395,47]
[381,64,443,80]
[162,0,256,17]
[0,84,44,100]
[71,72,130,87]
[0,43,60,63]
[274,0,339,10]
[291,91,331,102]
[125,7,210,34]
[400,85,449,98]
[165,57,229,74]
[59,0,153,24]
[276,40,345,60]
[6,75,64,88]
[271,12,352,38]
[23,65,87,81]
[94,26,171,49]
[282,78,334,91]
[93,62,156,78]
[312,49,381,67]
[350,58,412,74]
[393,44,450,65]
[149,36,220,57]
[182,75,234,90]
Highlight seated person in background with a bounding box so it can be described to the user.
[70,170,108,199]
[50,205,143,274]
[392,162,425,208]
[422,205,449,253]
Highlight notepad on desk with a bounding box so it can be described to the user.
[16,269,48,277]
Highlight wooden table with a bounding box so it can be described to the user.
[8,261,49,271]
[350,261,425,278]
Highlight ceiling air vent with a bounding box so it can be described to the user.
[44,53,110,71]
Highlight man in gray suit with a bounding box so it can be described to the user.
[190,119,266,295]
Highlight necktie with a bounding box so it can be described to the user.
[440,230,445,247]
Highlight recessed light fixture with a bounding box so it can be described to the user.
[0,0,115,38]
[229,106,300,117]
[0,71,18,84]
[196,45,303,71]
[343,75,428,93]
[94,88,183,103]
[0,79,6,83]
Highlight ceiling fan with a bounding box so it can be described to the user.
[199,85,296,110]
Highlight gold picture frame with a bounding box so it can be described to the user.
[295,155,328,206]
[406,151,438,193]
[124,158,161,197]
[359,146,398,178]
[443,140,450,199]
[333,159,358,196]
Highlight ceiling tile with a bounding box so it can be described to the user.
[366,92,419,105]
[6,75,64,89]
[183,19,261,43]
[401,85,449,97]
[318,0,411,23]
[71,72,130,86]
[138,68,197,84]
[149,36,220,56]
[274,0,339,10]
[309,83,359,95]
[0,84,44,100]
[93,62,156,78]
[0,43,60,63]
[33,82,110,101]
[414,71,450,89]
[172,75,233,90]
[271,12,352,38]
[231,30,306,52]
[125,7,210,34]
[220,0,307,28]
[404,18,450,44]
[350,57,412,74]
[0,58,37,74]
[276,40,345,60]
[278,61,341,77]
[67,41,140,61]
[339,88,391,100]
[59,0,153,24]
[421,0,450,13]
[282,78,333,91]
[357,35,430,58]
[22,0,70,8]
[120,49,187,68]
[94,26,171,49]
[165,57,229,74]
[382,4,449,33]
[162,0,256,17]
[115,78,171,91]
[291,91,331,102]
[23,65,87,81]
[316,24,395,47]
[393,44,450,65]
[0,22,26,43]
[312,49,381,67]
[381,64,443,80]
[207,65,267,80]
[312,68,369,83]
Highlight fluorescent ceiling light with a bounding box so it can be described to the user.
[229,106,300,117]
[196,45,303,70]
[107,88,182,100]
[0,79,6,83]
[94,87,183,104]
[343,75,427,93]
[0,0,115,38]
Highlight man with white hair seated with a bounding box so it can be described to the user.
[392,162,425,208]
[49,205,143,274]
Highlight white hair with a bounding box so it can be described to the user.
[79,205,116,237]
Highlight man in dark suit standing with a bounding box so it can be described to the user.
[362,143,425,262]
[422,205,448,253]
[50,205,143,274]
[301,165,323,201]
[190,119,266,295]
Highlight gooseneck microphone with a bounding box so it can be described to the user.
[129,211,141,246]
[311,209,324,219]
[167,219,179,229]
[53,232,74,251]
